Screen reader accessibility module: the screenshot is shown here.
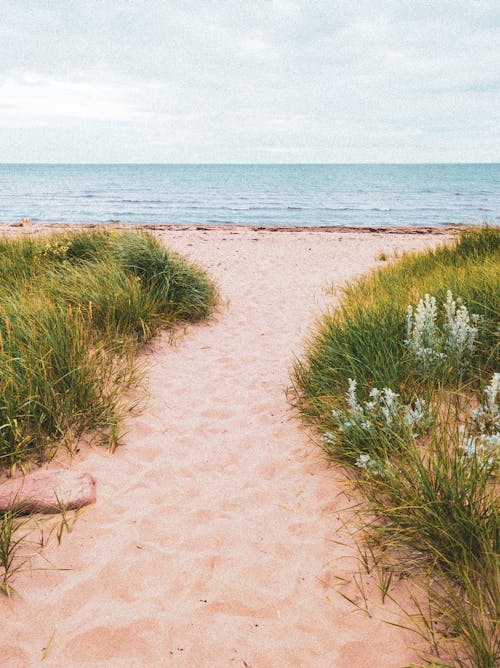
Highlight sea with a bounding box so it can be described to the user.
[0,163,498,228]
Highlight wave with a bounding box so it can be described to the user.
[120,199,169,204]
[31,202,400,215]
[315,206,393,212]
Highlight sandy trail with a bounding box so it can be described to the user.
[1,227,449,667]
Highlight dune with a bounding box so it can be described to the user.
[0,225,451,667]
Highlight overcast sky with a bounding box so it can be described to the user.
[1,1,499,163]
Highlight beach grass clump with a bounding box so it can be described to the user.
[355,408,499,668]
[0,228,217,468]
[294,226,499,423]
[292,226,499,667]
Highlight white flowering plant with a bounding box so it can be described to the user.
[471,372,500,434]
[459,373,500,473]
[354,453,398,479]
[405,290,479,373]
[323,378,433,462]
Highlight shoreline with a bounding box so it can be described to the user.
[1,220,458,235]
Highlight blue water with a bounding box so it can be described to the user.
[0,164,498,227]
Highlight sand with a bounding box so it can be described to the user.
[0,225,452,667]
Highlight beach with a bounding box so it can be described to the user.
[1,225,452,667]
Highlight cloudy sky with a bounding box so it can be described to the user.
[1,1,499,163]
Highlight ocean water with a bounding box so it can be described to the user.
[0,163,498,228]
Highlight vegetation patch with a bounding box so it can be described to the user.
[0,228,216,593]
[292,227,499,667]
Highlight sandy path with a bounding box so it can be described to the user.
[1,227,449,667]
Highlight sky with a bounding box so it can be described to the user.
[1,0,499,163]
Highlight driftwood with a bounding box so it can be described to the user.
[0,469,96,514]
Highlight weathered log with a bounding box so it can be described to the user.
[0,470,96,514]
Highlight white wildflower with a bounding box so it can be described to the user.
[356,454,396,478]
[443,290,478,361]
[346,378,365,420]
[459,427,499,470]
[472,372,500,433]
[356,454,382,475]
[408,398,428,422]
[405,294,439,358]
[328,380,432,445]
[459,426,478,457]
[323,431,336,446]
[484,372,500,418]
[405,290,479,371]
[380,387,399,424]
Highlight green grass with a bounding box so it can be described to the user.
[291,226,499,667]
[0,229,217,467]
[294,226,498,421]
[0,228,217,593]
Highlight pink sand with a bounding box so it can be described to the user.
[0,226,450,667]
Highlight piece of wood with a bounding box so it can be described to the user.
[0,470,96,514]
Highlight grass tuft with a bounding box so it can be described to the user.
[0,229,216,467]
[0,228,216,590]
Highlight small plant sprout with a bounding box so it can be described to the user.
[0,509,30,597]
[405,290,479,371]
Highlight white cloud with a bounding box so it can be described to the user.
[0,74,199,128]
[0,76,141,122]
[0,0,499,161]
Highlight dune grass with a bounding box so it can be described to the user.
[0,228,217,468]
[0,228,216,594]
[292,227,499,667]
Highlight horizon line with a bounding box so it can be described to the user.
[1,161,499,166]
